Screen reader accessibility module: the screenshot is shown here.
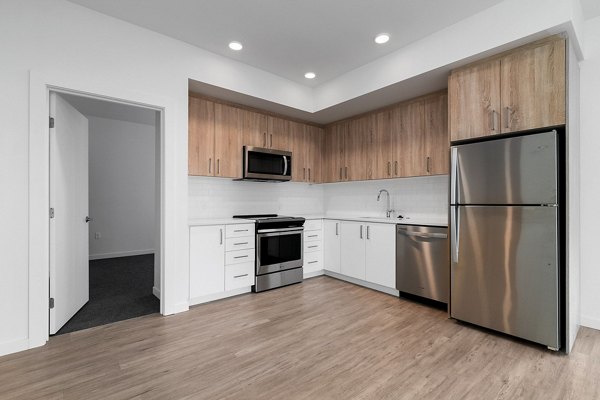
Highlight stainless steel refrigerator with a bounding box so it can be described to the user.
[450,131,560,350]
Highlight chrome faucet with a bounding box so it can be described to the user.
[377,189,394,218]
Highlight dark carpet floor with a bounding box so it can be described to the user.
[56,254,159,335]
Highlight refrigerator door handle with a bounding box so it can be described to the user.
[451,206,460,263]
[450,147,458,204]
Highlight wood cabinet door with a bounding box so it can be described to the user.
[365,224,396,288]
[340,221,366,280]
[345,116,369,181]
[241,109,268,148]
[289,121,307,182]
[424,92,449,175]
[371,110,393,180]
[500,38,566,133]
[307,125,323,183]
[395,100,427,177]
[214,103,243,178]
[189,225,225,298]
[267,115,290,150]
[188,97,215,176]
[324,123,345,182]
[448,59,501,141]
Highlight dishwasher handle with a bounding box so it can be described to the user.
[397,229,447,239]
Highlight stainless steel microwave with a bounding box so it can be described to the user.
[243,146,292,182]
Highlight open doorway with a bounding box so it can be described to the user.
[49,91,161,335]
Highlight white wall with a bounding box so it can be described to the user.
[88,116,156,259]
[579,15,600,331]
[323,176,448,221]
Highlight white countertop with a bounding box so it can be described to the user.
[300,215,448,227]
[188,218,254,226]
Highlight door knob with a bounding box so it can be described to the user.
[85,216,92,223]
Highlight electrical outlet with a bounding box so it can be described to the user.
[95,232,101,239]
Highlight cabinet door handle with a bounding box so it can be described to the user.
[426,157,430,174]
[387,161,391,176]
[490,110,498,132]
[209,158,212,174]
[263,132,267,147]
[270,134,273,148]
[360,225,363,239]
[234,255,249,259]
[303,167,306,180]
[504,107,511,129]
[308,168,311,182]
[345,166,348,180]
[234,274,249,278]
[219,229,223,245]
[394,161,398,176]
[366,225,370,240]
[335,223,339,236]
[339,167,342,180]
[217,159,220,175]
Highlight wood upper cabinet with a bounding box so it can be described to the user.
[394,100,426,177]
[241,109,268,148]
[371,110,393,180]
[323,122,345,183]
[501,38,566,133]
[306,125,323,184]
[449,36,565,141]
[448,60,501,141]
[344,116,369,181]
[290,121,307,182]
[188,96,215,176]
[423,92,449,175]
[267,116,290,150]
[214,103,243,178]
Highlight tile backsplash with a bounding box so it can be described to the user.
[188,175,448,220]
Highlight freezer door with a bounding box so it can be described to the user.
[450,205,559,349]
[452,131,558,205]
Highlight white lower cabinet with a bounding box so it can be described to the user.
[327,219,396,290]
[365,224,396,288]
[189,225,225,298]
[323,220,341,273]
[303,219,324,275]
[340,221,367,280]
[189,223,255,303]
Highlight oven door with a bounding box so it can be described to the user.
[244,146,292,181]
[256,228,303,275]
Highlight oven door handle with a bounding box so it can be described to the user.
[257,227,304,234]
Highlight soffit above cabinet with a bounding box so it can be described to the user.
[66,0,503,86]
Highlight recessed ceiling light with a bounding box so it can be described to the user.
[304,72,316,79]
[229,41,243,51]
[374,34,390,44]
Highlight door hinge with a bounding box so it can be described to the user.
[49,298,54,309]
[50,208,54,219]
[49,117,55,128]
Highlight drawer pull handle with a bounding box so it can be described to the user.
[308,261,318,264]
[234,242,249,245]
[234,229,249,232]
[234,255,249,259]
[234,274,249,278]
[308,235,318,238]
[308,245,318,248]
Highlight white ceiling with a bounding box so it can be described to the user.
[66,0,504,86]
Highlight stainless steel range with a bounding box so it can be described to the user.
[233,214,305,292]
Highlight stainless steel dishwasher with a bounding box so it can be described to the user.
[396,225,449,303]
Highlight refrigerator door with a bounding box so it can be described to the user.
[451,131,558,205]
[450,205,559,349]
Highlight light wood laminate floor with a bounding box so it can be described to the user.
[1,276,599,400]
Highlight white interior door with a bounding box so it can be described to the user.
[49,92,90,334]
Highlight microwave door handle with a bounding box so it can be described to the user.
[283,155,288,176]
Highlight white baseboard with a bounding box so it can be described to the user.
[581,315,600,331]
[0,338,31,357]
[304,269,325,279]
[164,301,189,315]
[189,287,252,307]
[324,271,399,297]
[152,286,161,300]
[89,249,155,260]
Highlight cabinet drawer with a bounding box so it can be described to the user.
[226,236,255,252]
[304,219,322,231]
[225,262,255,291]
[225,248,255,265]
[304,230,322,242]
[304,251,323,269]
[226,224,254,238]
[304,241,322,253]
